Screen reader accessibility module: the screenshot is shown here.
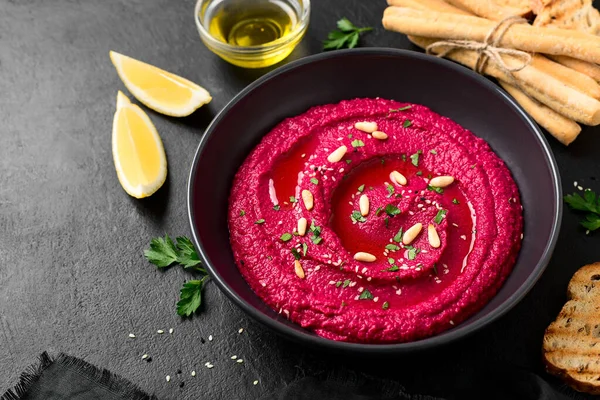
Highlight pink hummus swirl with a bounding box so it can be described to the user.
[227,98,523,343]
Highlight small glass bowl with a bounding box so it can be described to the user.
[194,0,310,69]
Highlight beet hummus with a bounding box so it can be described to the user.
[228,98,523,344]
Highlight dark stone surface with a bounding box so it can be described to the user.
[1,0,600,399]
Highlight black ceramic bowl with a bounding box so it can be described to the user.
[188,48,561,353]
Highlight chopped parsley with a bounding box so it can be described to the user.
[416,171,423,176]
[302,243,308,256]
[375,207,383,216]
[384,217,389,228]
[434,209,448,224]
[389,105,412,114]
[310,178,319,185]
[430,149,437,155]
[280,233,292,242]
[471,164,477,169]
[359,289,374,300]
[291,248,301,260]
[401,154,407,162]
[388,258,395,265]
[452,198,460,204]
[386,184,395,198]
[403,120,412,128]
[385,204,401,216]
[273,205,280,211]
[410,150,422,167]
[348,133,353,139]
[382,301,390,310]
[346,159,352,164]
[309,221,323,244]
[385,244,400,251]
[350,210,366,223]
[336,281,343,288]
[433,264,438,275]
[357,184,365,192]
[405,245,421,260]
[239,210,246,216]
[351,139,365,148]
[290,196,298,203]
[255,219,265,224]
[381,158,385,165]
[393,228,404,242]
[387,265,399,272]
[343,279,351,288]
[427,185,444,194]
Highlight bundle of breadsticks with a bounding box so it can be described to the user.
[382,0,600,145]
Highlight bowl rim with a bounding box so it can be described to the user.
[187,48,562,353]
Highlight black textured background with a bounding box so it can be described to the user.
[2,1,600,399]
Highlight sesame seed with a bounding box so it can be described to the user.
[205,362,214,369]
[128,333,136,338]
[238,328,244,334]
[169,328,174,334]
[339,168,345,173]
[208,335,213,341]
[578,186,584,191]
[586,230,591,235]
[301,153,306,157]
[367,277,372,281]
[574,181,578,187]
[520,233,523,239]
[350,282,357,287]
[261,282,266,287]
[166,376,171,382]
[449,320,455,325]
[460,235,466,240]
[142,354,148,360]
[237,359,244,363]
[157,330,164,334]
[357,275,363,279]
[191,371,196,377]
[358,287,364,292]
[314,266,321,271]
[373,297,379,302]
[409,211,414,215]
[452,223,459,227]
[396,289,402,295]
[254,380,259,385]
[231,355,238,360]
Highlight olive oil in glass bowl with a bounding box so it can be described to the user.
[195,0,310,68]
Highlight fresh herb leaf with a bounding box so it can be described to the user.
[393,228,404,242]
[388,105,412,115]
[336,281,343,288]
[290,196,298,203]
[565,190,600,231]
[176,277,209,317]
[359,288,374,300]
[358,184,365,192]
[343,279,351,288]
[407,247,420,260]
[144,235,179,268]
[351,139,365,148]
[382,301,390,310]
[434,209,447,224]
[427,185,444,194]
[452,198,459,204]
[386,184,395,198]
[388,257,395,265]
[280,233,293,242]
[384,217,389,228]
[255,219,265,224]
[310,178,319,185]
[387,265,399,272]
[410,151,421,167]
[291,248,302,260]
[430,149,437,155]
[175,237,203,270]
[309,221,323,244]
[385,204,401,216]
[239,210,246,216]
[385,244,400,251]
[323,18,373,50]
[273,205,281,211]
[403,120,412,128]
[416,171,423,176]
[351,210,366,223]
[375,207,383,216]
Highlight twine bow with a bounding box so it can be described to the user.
[426,15,532,75]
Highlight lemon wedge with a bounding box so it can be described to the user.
[109,51,212,117]
[112,91,167,198]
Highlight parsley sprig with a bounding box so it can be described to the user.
[565,190,600,231]
[323,18,373,50]
[144,235,209,317]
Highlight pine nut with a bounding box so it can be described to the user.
[402,223,423,245]
[297,218,307,236]
[390,170,407,186]
[354,121,378,133]
[354,252,377,262]
[327,145,347,163]
[301,190,314,211]
[428,224,441,248]
[429,176,454,188]
[294,260,305,279]
[359,194,370,216]
[372,131,388,140]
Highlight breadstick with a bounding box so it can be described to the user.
[531,55,600,100]
[408,36,600,125]
[387,0,471,15]
[499,82,582,145]
[548,55,600,83]
[445,0,530,19]
[383,7,600,65]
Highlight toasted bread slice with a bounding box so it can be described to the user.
[533,0,600,35]
[543,262,600,395]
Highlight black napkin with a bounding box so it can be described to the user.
[0,353,577,400]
